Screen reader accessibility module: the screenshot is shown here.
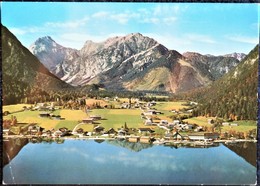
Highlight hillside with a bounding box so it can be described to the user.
[190,45,258,120]
[183,52,240,79]
[2,25,71,105]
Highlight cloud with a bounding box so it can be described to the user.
[94,157,107,164]
[145,33,191,50]
[9,27,42,35]
[9,27,26,35]
[153,4,182,16]
[92,11,140,25]
[141,18,160,24]
[185,33,216,44]
[109,12,140,25]
[163,17,177,25]
[45,17,89,29]
[110,13,130,24]
[91,7,178,25]
[92,11,110,19]
[226,35,258,45]
[62,147,90,159]
[56,33,109,49]
[140,16,177,25]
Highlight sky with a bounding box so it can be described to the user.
[1,2,259,55]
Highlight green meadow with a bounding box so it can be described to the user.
[3,104,32,113]
[88,109,145,130]
[184,117,256,133]
[3,105,146,132]
[3,102,256,134]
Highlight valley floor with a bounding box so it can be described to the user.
[3,99,257,142]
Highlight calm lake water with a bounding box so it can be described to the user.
[3,139,256,185]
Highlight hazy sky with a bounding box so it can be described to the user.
[2,2,259,55]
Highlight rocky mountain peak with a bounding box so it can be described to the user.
[38,36,54,42]
[103,33,158,49]
[81,40,101,56]
[183,52,204,58]
[30,36,61,53]
[224,52,246,61]
[29,36,79,74]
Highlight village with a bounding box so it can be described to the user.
[3,96,257,147]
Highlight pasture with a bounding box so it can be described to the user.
[3,104,33,113]
[4,102,256,134]
[184,116,256,133]
[88,109,145,130]
[3,104,146,132]
[154,101,188,111]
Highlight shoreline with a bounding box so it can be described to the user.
[3,135,257,144]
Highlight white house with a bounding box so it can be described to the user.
[188,133,219,141]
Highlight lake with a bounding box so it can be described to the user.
[3,139,257,185]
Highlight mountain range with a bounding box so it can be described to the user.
[29,33,243,93]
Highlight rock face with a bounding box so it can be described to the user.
[183,52,240,80]
[30,33,241,93]
[224,52,246,61]
[29,36,79,78]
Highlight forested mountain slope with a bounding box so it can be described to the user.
[191,45,258,120]
[2,25,71,105]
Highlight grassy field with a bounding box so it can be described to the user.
[3,104,33,113]
[3,105,84,130]
[55,120,79,131]
[184,116,256,133]
[3,110,60,130]
[184,116,211,126]
[4,103,255,134]
[152,101,189,118]
[89,109,145,130]
[3,104,146,131]
[222,120,256,133]
[60,109,87,121]
[154,101,188,111]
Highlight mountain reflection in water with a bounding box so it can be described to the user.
[3,139,256,184]
[106,139,153,152]
[3,138,256,170]
[3,138,29,167]
[224,142,257,167]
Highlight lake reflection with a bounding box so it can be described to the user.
[3,139,256,185]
